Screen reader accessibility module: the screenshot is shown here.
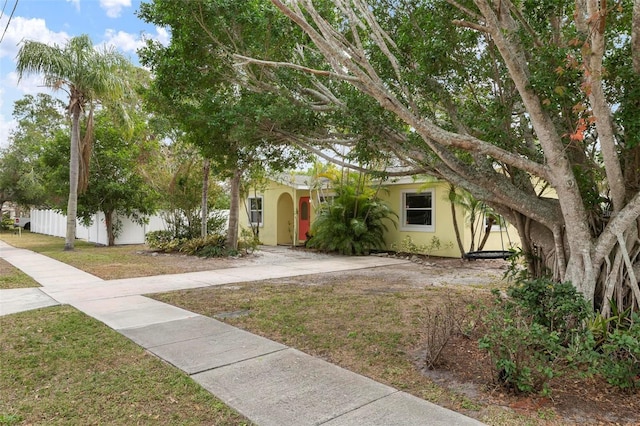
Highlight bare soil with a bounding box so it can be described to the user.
[151,246,640,425]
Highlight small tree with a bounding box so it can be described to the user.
[39,110,161,246]
[149,141,229,240]
[78,112,160,246]
[447,186,505,254]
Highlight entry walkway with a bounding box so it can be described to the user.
[0,241,484,425]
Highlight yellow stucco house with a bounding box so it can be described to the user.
[240,174,520,258]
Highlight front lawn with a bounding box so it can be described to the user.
[0,306,251,425]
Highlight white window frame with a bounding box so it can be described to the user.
[248,196,264,227]
[401,190,434,232]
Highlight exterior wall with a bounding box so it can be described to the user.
[254,178,522,258]
[380,181,520,257]
[378,181,465,257]
[276,193,294,245]
[461,221,519,254]
[241,181,312,246]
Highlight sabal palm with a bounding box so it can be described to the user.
[16,34,131,250]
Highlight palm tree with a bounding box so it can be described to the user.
[16,34,132,250]
[447,186,503,253]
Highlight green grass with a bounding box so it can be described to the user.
[0,259,39,289]
[0,306,251,425]
[0,231,200,279]
[2,230,630,425]
[153,281,501,417]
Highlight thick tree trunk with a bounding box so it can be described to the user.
[475,0,597,302]
[201,158,210,238]
[226,168,242,250]
[65,103,81,251]
[633,0,640,74]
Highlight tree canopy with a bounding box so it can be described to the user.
[0,94,65,210]
[138,0,640,315]
[138,0,312,249]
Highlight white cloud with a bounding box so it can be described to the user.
[0,115,16,149]
[100,0,132,19]
[9,71,60,97]
[0,16,70,59]
[154,26,170,46]
[102,28,143,52]
[99,26,171,65]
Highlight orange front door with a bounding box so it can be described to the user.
[298,196,310,241]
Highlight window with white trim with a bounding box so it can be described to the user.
[401,191,434,231]
[248,196,263,226]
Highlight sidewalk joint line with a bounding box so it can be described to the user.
[316,390,401,425]
[188,347,289,375]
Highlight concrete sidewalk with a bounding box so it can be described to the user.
[0,241,484,425]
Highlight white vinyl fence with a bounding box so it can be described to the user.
[30,209,168,246]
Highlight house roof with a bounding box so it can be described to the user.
[271,172,441,190]
[272,173,331,190]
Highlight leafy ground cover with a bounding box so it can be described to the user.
[0,306,251,425]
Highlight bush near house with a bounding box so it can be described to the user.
[306,178,397,255]
[145,230,229,257]
[145,228,257,258]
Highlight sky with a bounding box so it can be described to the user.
[0,0,170,148]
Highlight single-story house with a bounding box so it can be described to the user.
[240,174,520,258]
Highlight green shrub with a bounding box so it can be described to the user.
[145,230,186,252]
[591,308,640,391]
[146,228,235,258]
[1,213,15,231]
[162,210,228,240]
[179,234,227,257]
[480,279,640,395]
[307,181,396,255]
[600,322,640,391]
[238,228,259,254]
[478,289,564,394]
[507,279,591,345]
